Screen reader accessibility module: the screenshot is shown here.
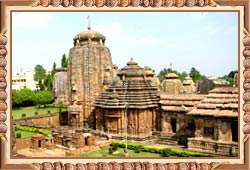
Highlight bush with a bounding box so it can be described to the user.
[16,132,21,139]
[134,144,143,153]
[14,125,52,136]
[110,141,209,157]
[22,113,26,118]
[35,111,38,116]
[47,110,51,114]
[161,148,171,157]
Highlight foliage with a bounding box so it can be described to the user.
[51,62,57,78]
[157,68,188,82]
[16,132,21,139]
[80,146,161,158]
[61,53,68,68]
[12,89,53,108]
[15,130,35,140]
[189,67,204,83]
[110,141,209,157]
[44,73,53,91]
[14,125,52,136]
[34,65,47,90]
[144,66,155,73]
[220,70,238,86]
[34,91,53,106]
[58,101,64,113]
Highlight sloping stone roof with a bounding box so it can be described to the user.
[187,87,238,118]
[160,94,205,112]
[165,73,179,79]
[93,59,159,109]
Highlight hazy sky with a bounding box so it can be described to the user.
[12,12,238,77]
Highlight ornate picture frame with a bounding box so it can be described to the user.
[0,0,250,169]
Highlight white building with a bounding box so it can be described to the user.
[12,70,39,91]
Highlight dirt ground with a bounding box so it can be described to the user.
[17,148,66,157]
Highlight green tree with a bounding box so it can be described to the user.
[157,68,188,82]
[61,54,68,68]
[12,90,23,108]
[189,67,203,82]
[44,74,53,91]
[144,66,155,73]
[34,65,46,90]
[220,70,238,85]
[34,91,53,106]
[51,62,56,78]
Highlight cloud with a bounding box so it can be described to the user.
[191,12,207,19]
[13,12,52,28]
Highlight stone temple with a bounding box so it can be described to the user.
[67,27,115,129]
[52,26,238,156]
[93,59,160,140]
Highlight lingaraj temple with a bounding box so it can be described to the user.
[50,26,238,156]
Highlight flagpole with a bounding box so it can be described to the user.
[87,16,91,30]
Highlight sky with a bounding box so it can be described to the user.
[12,12,238,77]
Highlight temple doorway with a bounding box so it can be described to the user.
[171,118,177,133]
[38,140,42,148]
[231,121,238,142]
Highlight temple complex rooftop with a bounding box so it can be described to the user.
[187,87,238,118]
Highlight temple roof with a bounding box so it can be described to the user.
[32,133,44,139]
[160,94,205,113]
[183,76,194,85]
[187,87,238,118]
[73,28,106,42]
[117,58,154,77]
[93,60,159,109]
[165,73,179,79]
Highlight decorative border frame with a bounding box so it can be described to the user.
[1,0,250,169]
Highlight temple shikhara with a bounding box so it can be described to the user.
[13,23,239,157]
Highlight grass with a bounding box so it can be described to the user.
[80,146,161,158]
[12,106,67,120]
[15,130,35,140]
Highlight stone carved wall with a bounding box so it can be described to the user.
[67,29,115,129]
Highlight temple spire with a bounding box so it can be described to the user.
[87,16,91,30]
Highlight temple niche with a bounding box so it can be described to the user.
[93,59,160,140]
[67,27,115,129]
[53,68,68,105]
[161,73,183,94]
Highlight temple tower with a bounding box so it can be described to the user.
[161,73,182,94]
[67,27,114,129]
[53,68,68,105]
[182,75,195,94]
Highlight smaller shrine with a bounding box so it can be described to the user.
[161,73,183,94]
[30,133,45,151]
[93,59,160,140]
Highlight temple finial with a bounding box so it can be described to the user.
[87,16,91,30]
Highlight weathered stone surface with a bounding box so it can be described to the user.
[53,68,68,105]
[93,59,160,138]
[161,73,183,94]
[67,28,115,129]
